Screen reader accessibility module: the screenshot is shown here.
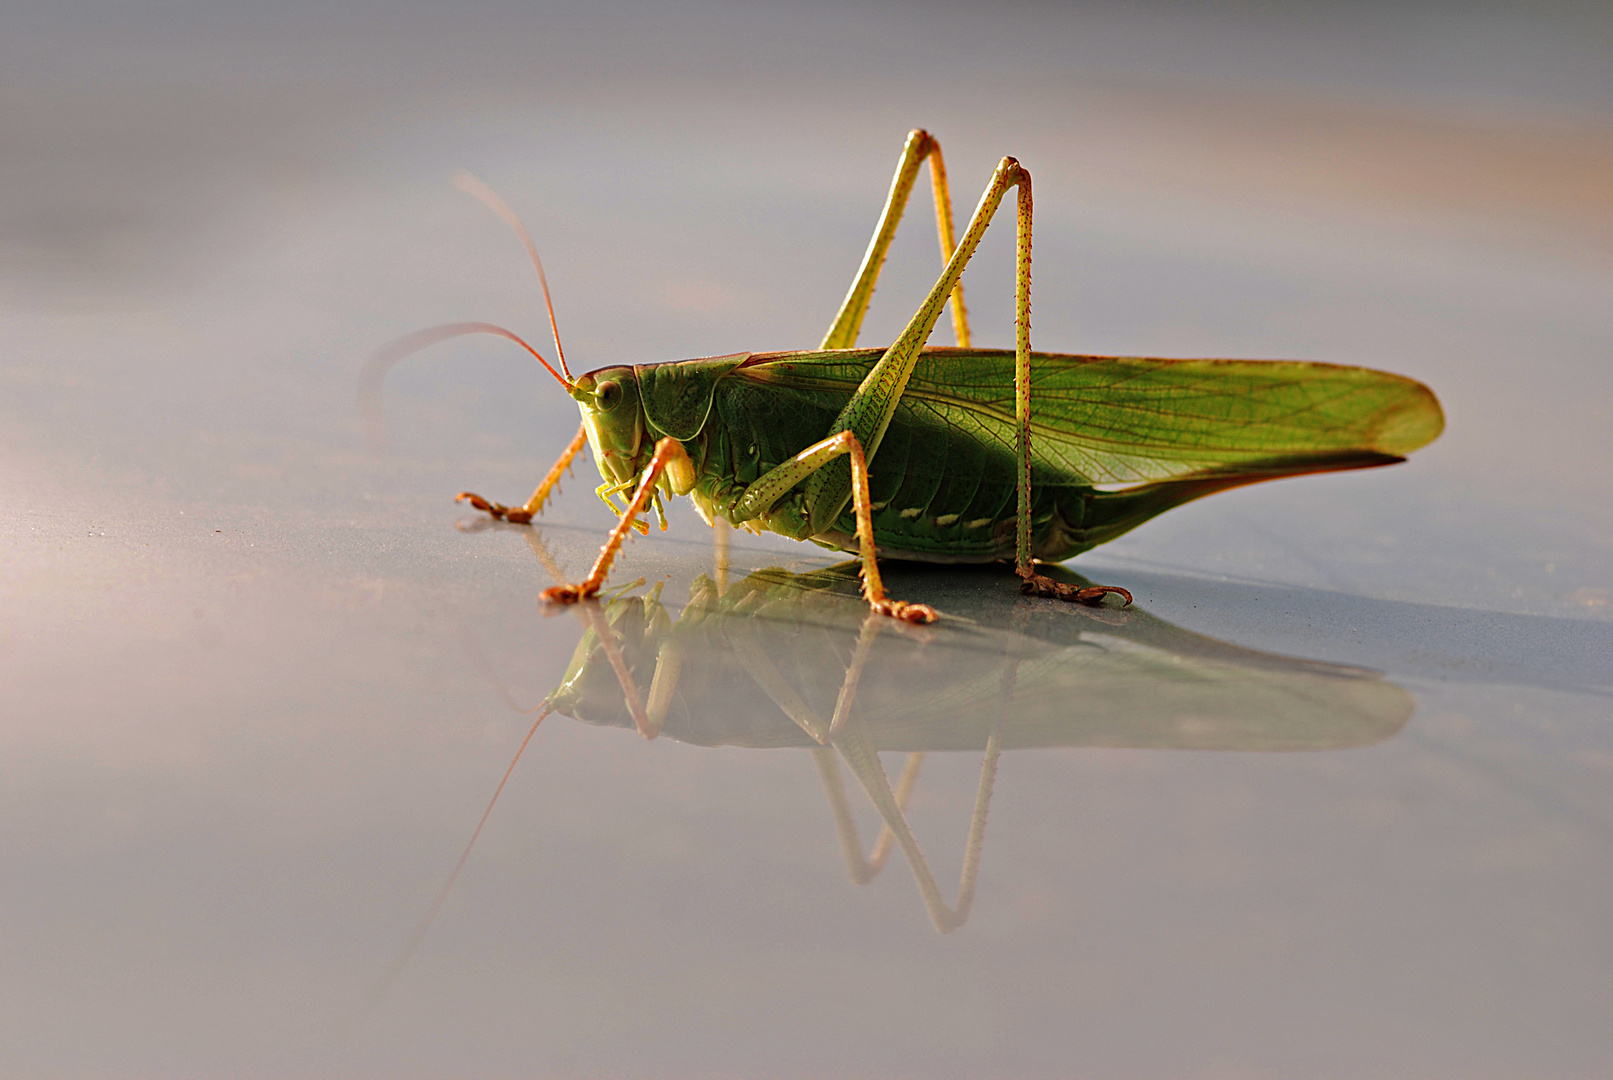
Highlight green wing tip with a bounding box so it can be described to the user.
[1374,379,1445,456]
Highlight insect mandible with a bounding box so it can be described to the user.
[371,130,1444,623]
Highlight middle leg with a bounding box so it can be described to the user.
[731,427,937,623]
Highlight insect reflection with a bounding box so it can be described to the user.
[515,529,1412,934]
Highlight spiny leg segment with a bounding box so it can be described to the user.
[542,436,693,605]
[822,128,971,351]
[457,420,589,524]
[796,155,1037,539]
[733,155,1043,616]
[813,142,1131,610]
[735,428,937,624]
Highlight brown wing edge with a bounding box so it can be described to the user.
[1069,449,1408,554]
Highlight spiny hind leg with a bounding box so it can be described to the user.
[831,714,1001,934]
[988,171,1128,607]
[812,747,925,885]
[822,129,971,350]
[457,421,589,524]
[738,157,1043,621]
[543,436,691,605]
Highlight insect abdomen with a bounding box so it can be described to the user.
[697,363,1104,563]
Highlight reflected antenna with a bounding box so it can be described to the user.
[357,702,554,1018]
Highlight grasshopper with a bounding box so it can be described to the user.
[376,130,1444,621]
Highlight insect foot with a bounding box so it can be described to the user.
[871,598,940,624]
[1020,575,1133,608]
[541,583,598,605]
[456,492,534,525]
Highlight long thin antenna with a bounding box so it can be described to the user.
[453,170,572,380]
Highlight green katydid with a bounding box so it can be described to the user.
[375,130,1444,622]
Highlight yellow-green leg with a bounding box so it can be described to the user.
[745,148,1132,610]
[738,155,1033,610]
[734,428,937,623]
[542,436,694,605]
[797,155,1035,539]
[831,713,1001,934]
[822,129,971,351]
[457,420,589,524]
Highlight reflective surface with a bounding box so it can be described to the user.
[546,559,1417,935]
[553,562,1413,754]
[4,2,1612,1076]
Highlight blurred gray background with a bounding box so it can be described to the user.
[3,2,1611,1078]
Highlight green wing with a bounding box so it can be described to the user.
[739,348,1443,486]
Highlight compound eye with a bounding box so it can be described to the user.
[596,380,623,411]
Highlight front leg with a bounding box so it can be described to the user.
[543,437,693,605]
[457,420,589,524]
